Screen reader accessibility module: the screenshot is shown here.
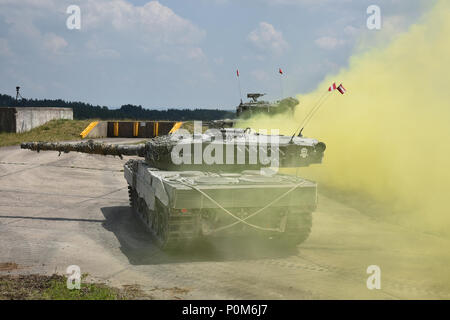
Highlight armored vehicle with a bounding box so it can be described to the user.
[21,127,325,250]
[236,93,299,118]
[208,119,236,129]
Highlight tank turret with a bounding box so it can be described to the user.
[236,93,299,118]
[21,128,325,171]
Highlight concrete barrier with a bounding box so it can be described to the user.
[0,107,73,133]
[81,121,181,139]
[80,121,99,138]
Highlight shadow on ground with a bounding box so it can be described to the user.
[101,206,297,265]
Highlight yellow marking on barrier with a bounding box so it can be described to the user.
[169,121,183,134]
[154,122,159,137]
[114,122,119,137]
[133,122,139,137]
[80,121,99,139]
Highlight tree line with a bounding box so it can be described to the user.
[0,94,235,121]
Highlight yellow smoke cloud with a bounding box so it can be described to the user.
[239,0,450,233]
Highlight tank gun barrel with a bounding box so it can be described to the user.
[20,140,145,159]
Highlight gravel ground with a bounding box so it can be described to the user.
[0,139,449,299]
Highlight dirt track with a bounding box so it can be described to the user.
[0,140,449,299]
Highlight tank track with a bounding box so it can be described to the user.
[129,184,312,249]
[128,185,199,250]
[126,159,312,249]
[278,210,312,245]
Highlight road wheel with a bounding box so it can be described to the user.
[128,185,138,212]
[128,186,186,251]
[154,199,178,250]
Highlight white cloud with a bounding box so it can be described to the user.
[0,0,206,59]
[248,22,289,55]
[85,38,121,59]
[314,36,345,50]
[83,1,205,46]
[186,47,206,61]
[43,33,68,54]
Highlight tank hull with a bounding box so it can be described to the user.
[125,159,317,249]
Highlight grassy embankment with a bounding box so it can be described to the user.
[0,120,209,148]
[0,119,92,147]
[0,272,147,300]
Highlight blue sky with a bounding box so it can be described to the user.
[0,0,432,109]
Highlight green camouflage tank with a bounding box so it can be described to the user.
[21,127,325,250]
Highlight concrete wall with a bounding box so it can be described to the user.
[85,121,107,138]
[0,108,16,133]
[84,121,177,139]
[0,107,73,133]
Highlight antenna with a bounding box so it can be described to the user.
[16,86,23,100]
[289,90,331,143]
[278,68,284,99]
[236,69,243,103]
[299,83,346,133]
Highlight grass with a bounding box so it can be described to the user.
[42,275,118,300]
[0,119,93,147]
[0,273,149,300]
[180,121,209,133]
[0,120,205,148]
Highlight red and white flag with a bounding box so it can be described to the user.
[279,68,283,75]
[337,83,346,94]
[328,82,337,91]
[236,69,239,77]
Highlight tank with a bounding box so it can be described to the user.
[208,119,236,129]
[236,93,299,118]
[21,128,325,250]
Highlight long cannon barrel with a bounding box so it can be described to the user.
[20,140,146,159]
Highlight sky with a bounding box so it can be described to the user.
[0,0,433,110]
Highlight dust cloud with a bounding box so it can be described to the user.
[238,0,450,234]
